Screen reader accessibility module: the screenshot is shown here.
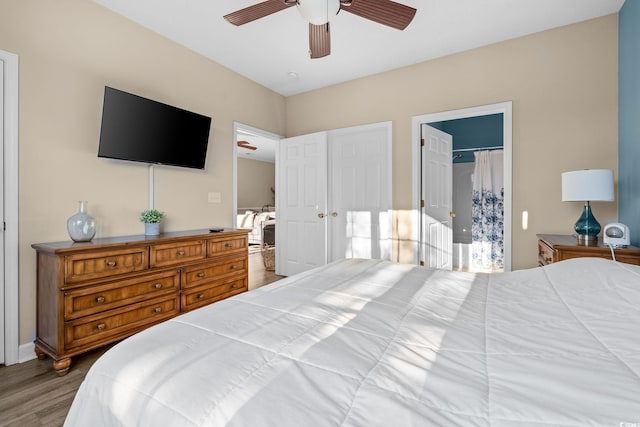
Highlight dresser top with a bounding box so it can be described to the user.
[32,228,250,254]
[537,234,640,251]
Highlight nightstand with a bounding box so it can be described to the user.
[537,234,640,266]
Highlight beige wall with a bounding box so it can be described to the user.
[0,0,286,344]
[237,158,276,209]
[286,15,619,270]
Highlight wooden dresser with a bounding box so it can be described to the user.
[537,234,640,266]
[32,229,248,375]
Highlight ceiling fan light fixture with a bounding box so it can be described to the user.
[297,0,340,25]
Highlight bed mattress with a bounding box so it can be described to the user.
[65,258,640,426]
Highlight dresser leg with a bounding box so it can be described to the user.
[53,358,72,376]
[34,345,47,360]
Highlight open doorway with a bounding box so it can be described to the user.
[429,114,504,273]
[412,102,513,272]
[232,123,282,289]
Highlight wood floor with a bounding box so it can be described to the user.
[0,251,283,427]
[248,247,283,290]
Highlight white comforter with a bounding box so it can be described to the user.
[65,258,640,426]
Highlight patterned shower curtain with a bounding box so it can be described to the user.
[471,150,504,271]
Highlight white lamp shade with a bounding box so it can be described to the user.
[297,0,340,25]
[561,169,614,202]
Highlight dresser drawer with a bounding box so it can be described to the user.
[208,235,247,257]
[182,256,247,289]
[64,296,179,350]
[65,247,148,285]
[181,277,247,312]
[150,240,206,268]
[64,270,180,320]
[538,240,555,266]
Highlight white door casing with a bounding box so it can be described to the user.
[277,122,392,277]
[277,132,328,276]
[0,57,4,365]
[420,124,453,269]
[1,49,19,365]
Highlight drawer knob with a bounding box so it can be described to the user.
[154,283,162,289]
[230,265,237,270]
[197,272,205,278]
[224,243,233,248]
[177,250,185,256]
[96,296,106,303]
[231,283,238,289]
[154,307,162,313]
[96,323,106,330]
[105,260,117,267]
[198,294,205,299]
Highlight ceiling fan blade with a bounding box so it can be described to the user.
[340,0,416,30]
[309,23,331,59]
[224,0,295,26]
[237,141,257,150]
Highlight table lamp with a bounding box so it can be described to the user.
[561,169,614,244]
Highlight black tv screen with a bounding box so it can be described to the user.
[98,87,212,170]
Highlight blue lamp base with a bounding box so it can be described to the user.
[574,202,601,245]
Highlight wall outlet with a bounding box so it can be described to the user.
[208,192,221,203]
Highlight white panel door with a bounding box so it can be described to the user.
[421,124,452,269]
[276,132,328,276]
[328,123,392,262]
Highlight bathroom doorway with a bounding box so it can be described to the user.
[429,114,504,272]
[412,102,512,272]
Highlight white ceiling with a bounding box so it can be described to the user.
[92,0,624,97]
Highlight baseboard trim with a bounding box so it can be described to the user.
[18,342,36,363]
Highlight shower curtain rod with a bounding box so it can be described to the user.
[452,145,503,153]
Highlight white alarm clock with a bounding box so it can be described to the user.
[603,222,630,248]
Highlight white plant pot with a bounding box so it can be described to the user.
[144,222,160,236]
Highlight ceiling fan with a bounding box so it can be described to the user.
[237,140,258,150]
[224,0,417,59]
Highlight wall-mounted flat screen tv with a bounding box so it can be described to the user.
[98,86,212,170]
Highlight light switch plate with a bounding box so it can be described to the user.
[208,192,221,203]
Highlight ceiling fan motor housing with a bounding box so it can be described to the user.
[297,0,340,25]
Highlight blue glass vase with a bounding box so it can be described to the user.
[67,201,96,242]
[574,203,600,244]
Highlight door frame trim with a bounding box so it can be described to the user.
[411,101,513,271]
[1,49,19,365]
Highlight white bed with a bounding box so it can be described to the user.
[65,258,640,426]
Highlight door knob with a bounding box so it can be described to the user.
[450,211,456,218]
[331,212,338,217]
[318,213,326,219]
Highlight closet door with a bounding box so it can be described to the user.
[328,123,392,261]
[277,132,328,276]
[277,123,392,277]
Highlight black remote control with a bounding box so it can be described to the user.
[209,228,224,232]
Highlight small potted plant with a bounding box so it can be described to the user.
[139,209,164,236]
